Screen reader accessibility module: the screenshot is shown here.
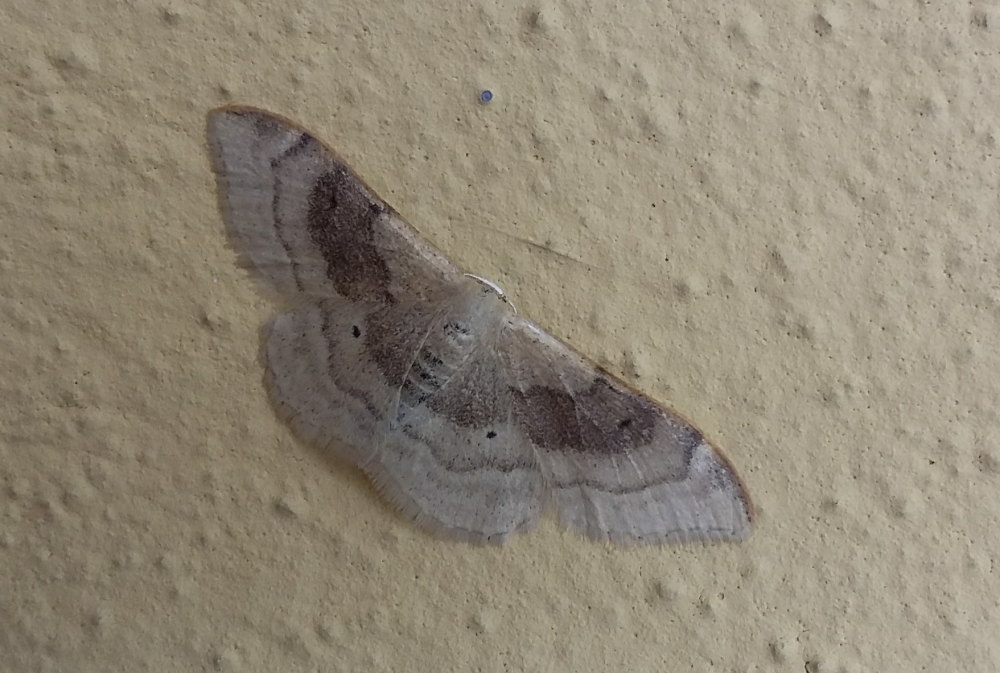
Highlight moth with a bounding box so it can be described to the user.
[206,105,753,545]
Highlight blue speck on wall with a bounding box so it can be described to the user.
[479,90,494,104]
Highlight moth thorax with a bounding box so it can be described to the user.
[439,286,507,350]
[399,302,491,410]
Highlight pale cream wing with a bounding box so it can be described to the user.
[207,105,461,304]
[267,295,544,543]
[264,294,443,464]
[501,317,754,545]
[370,327,545,544]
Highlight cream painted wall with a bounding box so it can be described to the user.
[3,1,999,671]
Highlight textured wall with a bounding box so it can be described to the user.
[3,1,999,671]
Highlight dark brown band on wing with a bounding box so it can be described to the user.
[363,303,429,385]
[306,166,394,303]
[423,347,509,428]
[511,375,700,460]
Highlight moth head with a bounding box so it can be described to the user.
[464,273,517,314]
